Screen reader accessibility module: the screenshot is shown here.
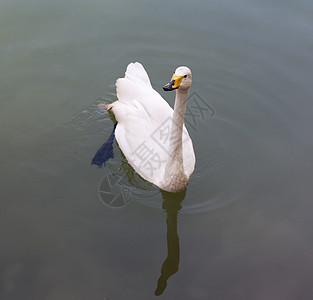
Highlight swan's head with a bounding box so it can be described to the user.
[163,66,192,91]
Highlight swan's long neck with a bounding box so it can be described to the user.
[164,88,189,192]
[169,89,188,161]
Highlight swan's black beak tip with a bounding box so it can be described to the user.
[163,80,175,91]
[163,85,171,91]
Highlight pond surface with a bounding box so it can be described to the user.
[1,0,313,299]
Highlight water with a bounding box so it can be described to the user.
[1,0,313,299]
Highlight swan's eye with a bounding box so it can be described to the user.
[184,75,187,78]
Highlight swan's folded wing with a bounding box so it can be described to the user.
[114,101,168,186]
[125,62,152,87]
[116,62,152,103]
[182,127,196,177]
[116,78,172,124]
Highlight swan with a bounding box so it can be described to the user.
[103,62,195,193]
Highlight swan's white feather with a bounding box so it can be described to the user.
[125,62,152,87]
[110,62,195,189]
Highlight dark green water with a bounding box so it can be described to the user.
[1,0,313,299]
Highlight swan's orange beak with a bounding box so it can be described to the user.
[163,74,184,91]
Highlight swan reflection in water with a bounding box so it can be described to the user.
[95,168,187,295]
[155,188,186,296]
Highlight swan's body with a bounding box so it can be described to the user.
[107,62,195,192]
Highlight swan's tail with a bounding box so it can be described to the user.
[91,124,117,167]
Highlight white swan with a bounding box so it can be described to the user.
[106,62,195,193]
